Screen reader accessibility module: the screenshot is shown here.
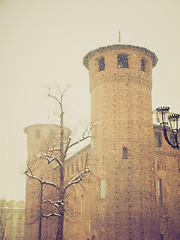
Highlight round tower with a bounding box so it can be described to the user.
[83,44,159,240]
[24,124,60,240]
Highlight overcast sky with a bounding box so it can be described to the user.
[0,0,180,201]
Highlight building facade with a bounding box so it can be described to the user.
[0,200,25,240]
[24,44,180,240]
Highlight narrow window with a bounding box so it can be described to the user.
[81,195,85,216]
[117,54,129,68]
[141,58,146,72]
[158,179,162,204]
[35,129,41,139]
[99,179,106,198]
[155,132,162,147]
[49,129,56,139]
[123,147,128,159]
[74,197,77,215]
[91,136,96,150]
[67,165,70,176]
[71,164,74,174]
[170,133,176,145]
[99,57,105,71]
[81,157,84,169]
[76,159,79,172]
[160,234,164,240]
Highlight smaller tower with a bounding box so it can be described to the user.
[24,124,60,240]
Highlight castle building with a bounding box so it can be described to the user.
[0,200,25,240]
[24,44,180,240]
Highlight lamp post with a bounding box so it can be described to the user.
[156,106,180,150]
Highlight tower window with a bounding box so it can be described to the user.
[117,54,129,68]
[49,129,56,139]
[158,179,162,204]
[81,195,85,216]
[99,179,106,198]
[155,132,162,147]
[99,57,105,71]
[35,129,41,139]
[141,58,146,72]
[122,147,128,159]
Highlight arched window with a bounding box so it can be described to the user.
[122,147,128,159]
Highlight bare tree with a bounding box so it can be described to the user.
[0,199,13,240]
[25,85,97,240]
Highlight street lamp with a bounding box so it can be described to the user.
[156,106,180,150]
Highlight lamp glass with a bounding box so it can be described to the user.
[169,114,180,132]
[156,107,170,125]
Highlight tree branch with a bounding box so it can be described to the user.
[64,167,90,191]
[42,213,61,218]
[25,171,60,190]
[43,199,64,208]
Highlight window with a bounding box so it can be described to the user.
[81,195,85,216]
[158,179,162,204]
[99,179,106,198]
[49,129,56,139]
[123,147,128,159]
[99,57,105,71]
[71,164,74,174]
[141,58,146,72]
[117,54,129,68]
[74,197,77,215]
[75,159,79,172]
[170,133,176,145]
[67,165,70,176]
[155,132,162,147]
[160,234,164,240]
[81,157,84,169]
[91,136,96,150]
[35,129,41,139]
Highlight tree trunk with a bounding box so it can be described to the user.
[56,206,64,240]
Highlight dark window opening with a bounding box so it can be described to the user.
[160,234,164,240]
[158,179,162,204]
[155,132,162,147]
[81,195,85,216]
[91,235,96,240]
[141,58,146,72]
[118,54,129,68]
[170,133,176,145]
[99,57,105,71]
[123,147,128,159]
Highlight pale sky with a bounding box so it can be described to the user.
[0,0,180,201]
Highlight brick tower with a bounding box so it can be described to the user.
[83,44,159,239]
[24,124,60,240]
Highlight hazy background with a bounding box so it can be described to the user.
[0,0,180,201]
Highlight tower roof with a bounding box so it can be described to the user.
[83,44,158,69]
